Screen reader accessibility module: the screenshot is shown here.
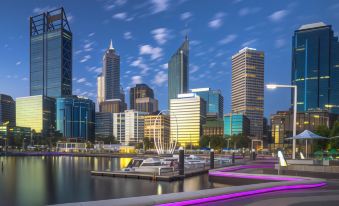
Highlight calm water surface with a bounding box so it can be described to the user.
[0,156,226,206]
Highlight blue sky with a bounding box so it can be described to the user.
[0,0,339,117]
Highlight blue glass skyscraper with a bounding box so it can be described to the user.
[56,96,95,140]
[191,88,224,119]
[30,8,72,98]
[168,36,189,106]
[292,22,339,114]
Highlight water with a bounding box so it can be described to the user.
[0,156,226,206]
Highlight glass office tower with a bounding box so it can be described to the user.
[95,112,114,139]
[168,36,189,106]
[130,84,154,109]
[223,113,250,137]
[191,88,224,119]
[0,94,16,126]
[292,22,339,114]
[56,96,95,141]
[16,95,55,135]
[30,7,72,98]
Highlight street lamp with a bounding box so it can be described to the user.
[266,84,297,159]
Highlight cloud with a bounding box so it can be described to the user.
[208,12,225,29]
[131,75,143,85]
[150,0,169,14]
[269,10,288,22]
[112,12,134,22]
[84,42,94,51]
[238,7,261,16]
[242,39,258,47]
[219,34,237,45]
[181,12,192,20]
[275,38,286,48]
[85,82,93,87]
[152,71,167,86]
[161,63,168,69]
[88,33,95,37]
[16,61,22,66]
[77,77,86,83]
[21,77,28,81]
[139,45,163,60]
[87,66,102,74]
[209,62,216,68]
[32,6,56,14]
[116,0,127,6]
[124,31,132,40]
[151,28,170,45]
[67,13,74,23]
[130,57,150,74]
[80,55,91,63]
[190,64,199,74]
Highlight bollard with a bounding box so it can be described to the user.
[210,149,214,169]
[179,147,184,176]
[232,152,235,164]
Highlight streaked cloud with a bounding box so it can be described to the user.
[181,12,192,20]
[219,34,237,45]
[242,39,258,47]
[269,10,288,22]
[131,75,143,85]
[130,57,150,74]
[151,28,170,45]
[152,71,167,86]
[124,31,133,40]
[150,0,169,14]
[139,45,163,60]
[80,55,91,63]
[77,77,86,83]
[16,61,22,66]
[208,12,225,29]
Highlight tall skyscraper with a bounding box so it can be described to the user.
[224,113,250,137]
[16,95,55,135]
[191,88,224,119]
[56,96,95,140]
[292,22,339,114]
[232,47,264,139]
[130,84,154,109]
[101,40,121,100]
[170,93,206,147]
[168,36,189,105]
[95,112,114,139]
[0,94,15,126]
[30,8,72,98]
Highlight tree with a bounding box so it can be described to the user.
[314,125,330,151]
[230,134,250,149]
[330,121,339,149]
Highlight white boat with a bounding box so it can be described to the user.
[122,157,175,174]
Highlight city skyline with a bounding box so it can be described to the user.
[1,0,339,117]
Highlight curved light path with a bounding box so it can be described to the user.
[157,164,326,206]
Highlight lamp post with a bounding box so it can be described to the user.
[266,84,297,159]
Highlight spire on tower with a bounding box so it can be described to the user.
[109,39,114,50]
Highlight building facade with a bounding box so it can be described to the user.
[0,94,15,126]
[99,99,126,113]
[270,109,337,145]
[56,96,95,141]
[191,88,224,119]
[292,22,339,114]
[170,93,206,147]
[232,47,264,138]
[168,37,189,105]
[113,110,148,145]
[202,119,224,137]
[135,97,158,113]
[144,114,170,144]
[95,112,114,139]
[30,8,72,98]
[129,84,156,110]
[16,95,55,135]
[224,113,250,137]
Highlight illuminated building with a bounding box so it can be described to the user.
[232,47,264,138]
[16,95,55,135]
[170,93,206,147]
[99,99,126,113]
[223,113,250,137]
[144,114,170,144]
[191,88,224,119]
[292,22,339,114]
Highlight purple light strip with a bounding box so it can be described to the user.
[209,171,304,181]
[219,164,274,172]
[157,182,326,206]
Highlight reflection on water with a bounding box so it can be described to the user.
[0,156,225,206]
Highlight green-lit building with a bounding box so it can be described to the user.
[224,113,250,137]
[16,95,55,136]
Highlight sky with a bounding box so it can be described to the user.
[0,0,339,118]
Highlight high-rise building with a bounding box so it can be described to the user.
[130,84,154,109]
[101,40,120,100]
[135,97,158,113]
[224,113,250,137]
[202,119,224,137]
[56,96,95,140]
[99,99,126,113]
[95,112,114,139]
[168,36,189,105]
[0,94,15,126]
[170,93,206,147]
[30,8,72,98]
[292,22,339,114]
[191,88,224,119]
[232,47,264,138]
[16,95,55,135]
[144,114,170,144]
[113,110,148,145]
[97,74,105,106]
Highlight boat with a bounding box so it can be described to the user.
[121,157,175,174]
